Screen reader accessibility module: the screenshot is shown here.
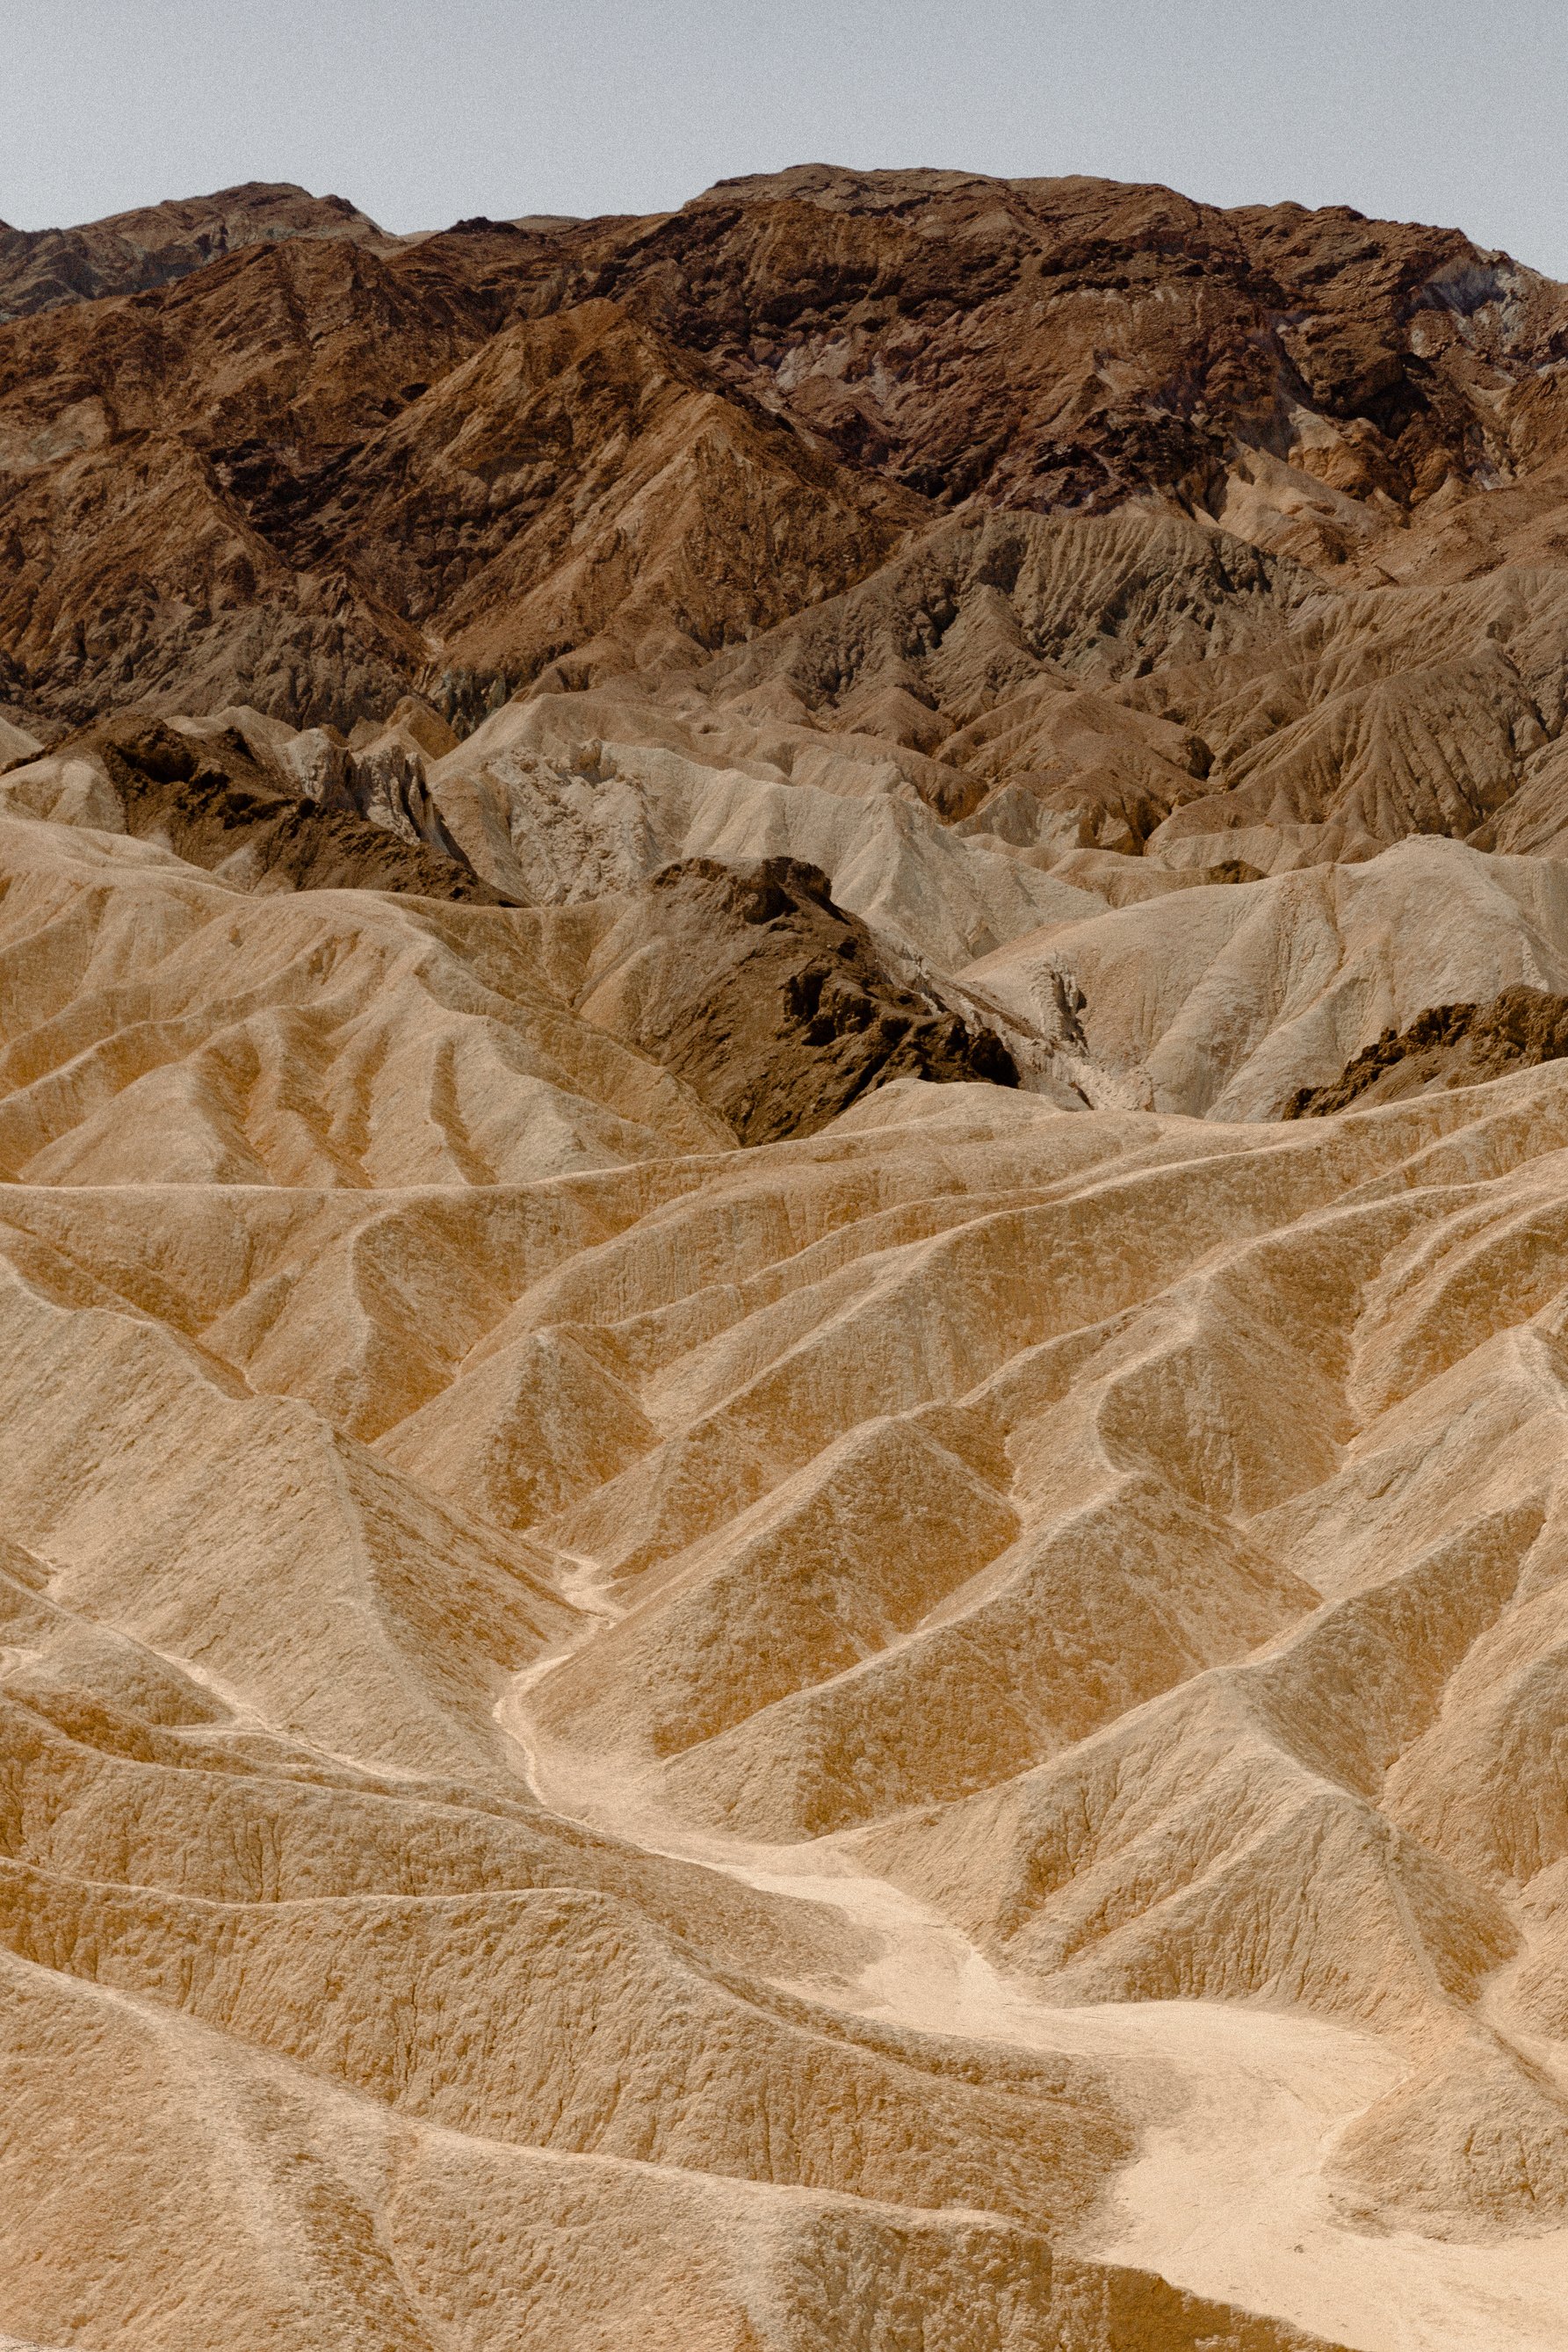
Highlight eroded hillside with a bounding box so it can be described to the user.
[4,164,1568,2352]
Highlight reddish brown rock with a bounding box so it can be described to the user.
[0,235,914,730]
[0,180,397,320]
[8,165,1568,742]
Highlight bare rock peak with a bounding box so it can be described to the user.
[0,177,395,321]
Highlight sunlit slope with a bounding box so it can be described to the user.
[2,804,1565,2348]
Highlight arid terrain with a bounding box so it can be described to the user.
[4,164,1568,2352]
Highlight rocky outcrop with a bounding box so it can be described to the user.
[567,166,1568,564]
[552,855,1019,1141]
[5,710,503,898]
[1282,983,1568,1115]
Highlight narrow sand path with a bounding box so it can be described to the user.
[499,1665,1568,2352]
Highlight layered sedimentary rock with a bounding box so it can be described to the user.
[7,160,1568,2352]
[0,773,1565,2348]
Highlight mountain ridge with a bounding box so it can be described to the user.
[0,179,398,320]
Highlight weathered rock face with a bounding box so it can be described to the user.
[560,166,1568,558]
[0,180,397,320]
[0,232,519,730]
[1283,984,1568,1114]
[0,237,914,730]
[550,856,1019,1141]
[7,163,1568,743]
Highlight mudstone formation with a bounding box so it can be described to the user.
[5,165,1568,2352]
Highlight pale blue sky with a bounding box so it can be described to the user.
[5,0,1566,275]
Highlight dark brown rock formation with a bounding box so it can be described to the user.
[1283,985,1568,1115]
[7,165,1568,742]
[562,166,1568,555]
[51,713,503,898]
[564,856,1018,1140]
[0,234,913,730]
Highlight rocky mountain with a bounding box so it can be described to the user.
[9,164,1568,881]
[5,164,1568,2352]
[565,167,1568,553]
[0,180,396,320]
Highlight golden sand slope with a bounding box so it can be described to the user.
[4,808,1568,2349]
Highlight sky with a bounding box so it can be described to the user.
[5,0,1568,276]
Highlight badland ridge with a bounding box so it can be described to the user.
[5,164,1568,2352]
